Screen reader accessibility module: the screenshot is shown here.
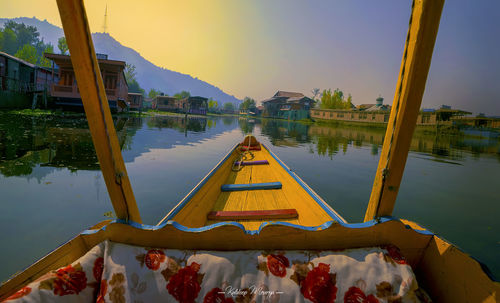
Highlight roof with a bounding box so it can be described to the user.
[44,53,126,66]
[128,92,143,96]
[0,50,36,68]
[365,105,391,112]
[287,96,312,102]
[358,104,376,109]
[187,96,208,101]
[273,91,305,98]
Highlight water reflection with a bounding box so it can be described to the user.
[0,114,137,178]
[253,119,500,162]
[1,114,499,179]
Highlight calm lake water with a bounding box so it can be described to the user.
[0,112,499,282]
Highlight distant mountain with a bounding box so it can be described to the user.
[0,17,241,106]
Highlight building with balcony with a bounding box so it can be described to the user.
[44,53,128,112]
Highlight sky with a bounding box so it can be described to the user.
[1,0,499,114]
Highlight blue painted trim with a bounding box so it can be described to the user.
[221,182,282,192]
[262,144,347,223]
[157,144,239,225]
[82,216,434,237]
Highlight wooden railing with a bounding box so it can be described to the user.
[0,76,48,93]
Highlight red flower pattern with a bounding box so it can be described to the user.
[300,263,337,303]
[53,264,88,296]
[384,245,407,265]
[145,249,166,270]
[167,262,202,303]
[344,287,380,303]
[267,254,290,277]
[93,257,104,281]
[203,287,235,303]
[96,280,107,303]
[3,287,31,301]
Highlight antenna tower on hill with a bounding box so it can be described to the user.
[102,4,109,33]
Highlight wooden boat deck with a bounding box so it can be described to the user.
[170,143,337,230]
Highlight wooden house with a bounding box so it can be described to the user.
[311,105,471,126]
[152,96,177,111]
[311,109,391,123]
[127,93,143,111]
[261,91,314,120]
[0,51,56,108]
[44,53,128,112]
[179,96,208,115]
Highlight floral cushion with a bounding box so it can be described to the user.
[3,241,432,303]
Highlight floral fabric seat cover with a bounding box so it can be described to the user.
[3,241,432,303]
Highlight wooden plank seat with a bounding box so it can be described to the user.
[207,209,298,220]
[233,160,269,166]
[239,145,261,151]
[221,182,282,192]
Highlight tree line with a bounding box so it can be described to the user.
[311,88,354,110]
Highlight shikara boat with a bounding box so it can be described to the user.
[158,135,345,231]
[0,0,499,302]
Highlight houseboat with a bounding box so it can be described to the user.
[311,103,471,126]
[262,91,315,120]
[0,51,55,109]
[44,53,128,112]
[126,92,143,111]
[152,95,177,111]
[181,96,208,115]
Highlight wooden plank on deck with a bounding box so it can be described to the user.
[207,209,298,220]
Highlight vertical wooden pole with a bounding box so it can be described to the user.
[56,0,142,223]
[364,0,444,222]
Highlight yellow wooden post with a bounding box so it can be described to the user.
[56,0,142,223]
[364,0,444,222]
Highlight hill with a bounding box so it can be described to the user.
[0,17,241,105]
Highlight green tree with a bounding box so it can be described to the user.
[174,91,190,99]
[38,44,54,67]
[128,79,144,94]
[15,44,38,64]
[148,88,162,99]
[124,64,137,83]
[3,21,39,51]
[208,98,219,113]
[239,97,256,111]
[0,28,18,54]
[57,37,68,55]
[345,94,353,109]
[320,88,352,110]
[223,102,235,112]
[124,64,144,94]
